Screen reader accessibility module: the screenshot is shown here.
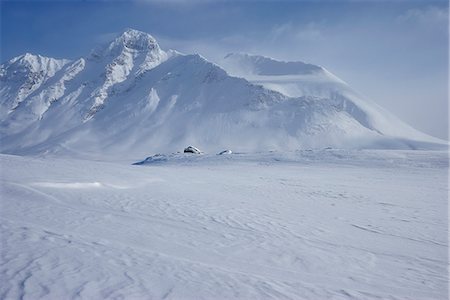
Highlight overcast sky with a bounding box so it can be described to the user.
[1,0,448,140]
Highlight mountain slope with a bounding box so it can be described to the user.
[220,53,445,145]
[0,53,71,119]
[0,29,446,159]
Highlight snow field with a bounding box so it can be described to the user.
[1,150,448,299]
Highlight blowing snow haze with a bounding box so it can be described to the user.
[0,29,447,158]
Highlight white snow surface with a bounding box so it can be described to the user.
[1,150,448,299]
[0,29,447,159]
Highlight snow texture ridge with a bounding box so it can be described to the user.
[1,150,448,299]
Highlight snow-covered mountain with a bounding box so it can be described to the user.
[219,53,447,145]
[0,29,445,158]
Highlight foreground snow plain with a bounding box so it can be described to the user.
[1,150,448,299]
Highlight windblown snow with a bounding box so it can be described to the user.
[1,150,448,299]
[1,29,448,300]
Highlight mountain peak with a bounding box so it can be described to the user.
[16,52,37,62]
[117,28,158,49]
[88,28,163,60]
[2,53,70,75]
[10,53,56,65]
[103,28,160,56]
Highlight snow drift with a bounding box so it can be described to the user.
[0,29,446,159]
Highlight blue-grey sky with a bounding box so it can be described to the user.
[1,0,448,140]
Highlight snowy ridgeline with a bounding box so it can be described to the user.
[0,29,447,159]
[1,150,448,299]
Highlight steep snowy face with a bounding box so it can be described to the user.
[0,53,70,118]
[86,29,169,118]
[0,29,172,128]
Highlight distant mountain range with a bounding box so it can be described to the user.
[0,29,445,159]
